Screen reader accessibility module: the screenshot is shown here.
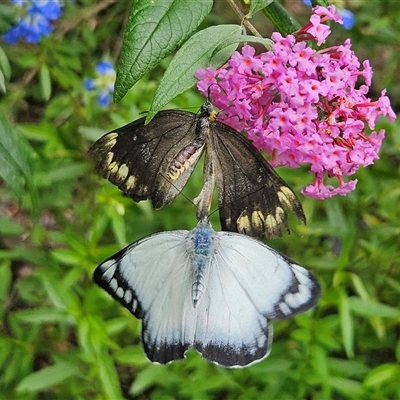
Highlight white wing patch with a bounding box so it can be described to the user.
[94,221,320,368]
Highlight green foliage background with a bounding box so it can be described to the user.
[1,1,400,399]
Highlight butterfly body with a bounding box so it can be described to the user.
[89,102,305,238]
[94,220,320,367]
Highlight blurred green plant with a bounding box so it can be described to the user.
[0,0,399,399]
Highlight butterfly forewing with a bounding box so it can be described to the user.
[94,221,320,367]
[89,110,202,208]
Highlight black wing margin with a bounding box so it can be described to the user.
[209,121,306,238]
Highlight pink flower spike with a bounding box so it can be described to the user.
[378,90,397,121]
[362,60,373,86]
[313,5,342,23]
[195,6,396,200]
[307,15,331,45]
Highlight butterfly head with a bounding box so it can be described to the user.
[200,101,217,122]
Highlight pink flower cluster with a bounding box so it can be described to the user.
[196,5,396,199]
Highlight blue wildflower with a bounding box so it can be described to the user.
[98,90,112,107]
[96,61,114,75]
[338,9,355,30]
[3,0,62,45]
[83,61,116,108]
[302,0,312,6]
[83,79,96,91]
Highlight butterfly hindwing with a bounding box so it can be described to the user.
[208,120,305,238]
[94,221,320,367]
[88,110,202,208]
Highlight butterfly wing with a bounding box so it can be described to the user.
[88,110,204,208]
[193,230,320,367]
[93,231,198,364]
[208,121,305,238]
[94,223,320,368]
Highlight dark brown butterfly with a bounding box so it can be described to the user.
[88,101,305,238]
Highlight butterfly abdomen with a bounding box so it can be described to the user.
[166,139,205,181]
[190,222,215,307]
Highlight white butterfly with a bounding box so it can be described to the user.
[94,220,320,368]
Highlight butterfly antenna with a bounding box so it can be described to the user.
[158,172,199,210]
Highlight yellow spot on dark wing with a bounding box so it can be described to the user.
[264,214,277,230]
[125,175,136,190]
[237,214,251,234]
[117,163,129,181]
[108,161,119,175]
[101,132,118,151]
[275,206,285,225]
[104,151,114,167]
[251,210,265,230]
[278,186,296,208]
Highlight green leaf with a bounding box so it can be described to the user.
[0,46,11,79]
[96,350,123,399]
[261,0,301,35]
[16,361,80,392]
[114,0,213,102]
[349,297,400,318]
[0,116,36,204]
[339,290,354,358]
[130,365,167,396]
[327,376,364,397]
[248,0,274,17]
[0,261,12,301]
[0,217,24,235]
[147,24,242,121]
[364,363,400,388]
[14,309,74,325]
[39,63,51,101]
[0,70,5,93]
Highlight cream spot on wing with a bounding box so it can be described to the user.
[104,137,117,151]
[105,152,114,166]
[275,207,285,225]
[117,163,129,181]
[125,175,136,190]
[265,214,277,230]
[108,161,119,175]
[251,210,265,230]
[278,186,296,208]
[237,214,251,233]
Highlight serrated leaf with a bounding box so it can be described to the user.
[39,63,51,101]
[16,361,80,392]
[114,0,213,102]
[147,24,242,121]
